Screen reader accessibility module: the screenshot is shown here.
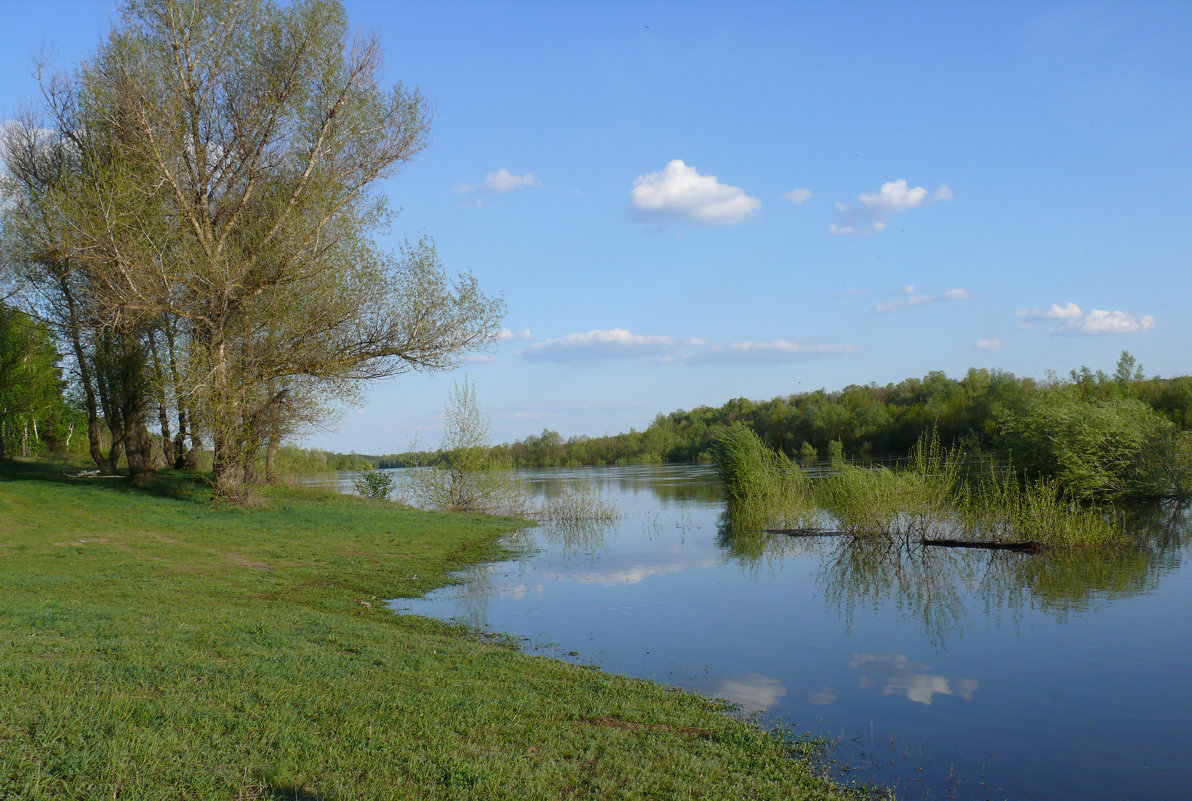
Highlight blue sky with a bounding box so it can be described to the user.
[3,1,1190,452]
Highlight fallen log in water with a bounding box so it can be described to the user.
[765,528,843,538]
[921,538,1042,554]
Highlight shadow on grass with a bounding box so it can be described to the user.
[259,784,336,801]
[0,458,212,503]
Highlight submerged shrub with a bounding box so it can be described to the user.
[538,483,620,524]
[352,469,396,500]
[710,424,817,529]
[815,463,904,538]
[999,392,1182,501]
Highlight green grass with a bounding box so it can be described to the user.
[0,461,863,800]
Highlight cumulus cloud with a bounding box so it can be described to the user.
[685,340,860,364]
[974,339,1003,350]
[520,328,856,364]
[853,654,979,706]
[521,329,702,362]
[783,188,812,205]
[455,167,541,195]
[830,179,952,236]
[629,159,760,226]
[1016,303,1155,335]
[873,285,971,312]
[497,327,533,341]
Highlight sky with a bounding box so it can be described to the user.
[2,1,1190,453]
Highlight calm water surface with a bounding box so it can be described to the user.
[319,465,1192,800]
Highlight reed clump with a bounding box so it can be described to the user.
[957,466,1122,548]
[715,427,1123,549]
[538,482,621,525]
[710,424,819,530]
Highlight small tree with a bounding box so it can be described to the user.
[353,468,395,500]
[408,378,527,514]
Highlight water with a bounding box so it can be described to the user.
[312,465,1192,800]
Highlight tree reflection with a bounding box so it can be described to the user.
[719,501,1192,645]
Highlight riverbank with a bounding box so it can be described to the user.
[0,461,864,800]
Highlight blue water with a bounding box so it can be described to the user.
[320,464,1191,800]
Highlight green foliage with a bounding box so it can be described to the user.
[715,425,1124,548]
[957,464,1121,547]
[709,424,818,531]
[0,304,71,459]
[454,354,1192,486]
[353,468,396,500]
[1000,391,1179,501]
[274,445,372,475]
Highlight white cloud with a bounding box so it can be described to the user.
[783,188,812,205]
[686,340,860,364]
[521,329,700,362]
[974,339,1003,350]
[520,328,856,364]
[497,327,533,341]
[459,354,496,365]
[455,167,541,195]
[873,286,971,312]
[1016,303,1155,335]
[835,287,868,298]
[629,159,760,226]
[830,178,951,236]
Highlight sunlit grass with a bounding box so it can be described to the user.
[0,460,863,800]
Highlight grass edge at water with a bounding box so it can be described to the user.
[0,460,870,801]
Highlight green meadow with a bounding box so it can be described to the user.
[0,462,863,800]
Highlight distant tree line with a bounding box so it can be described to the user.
[372,353,1191,495]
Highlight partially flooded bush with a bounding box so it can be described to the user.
[538,483,620,524]
[710,424,818,530]
[717,425,1124,548]
[352,468,396,500]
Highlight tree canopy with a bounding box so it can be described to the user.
[1,0,502,498]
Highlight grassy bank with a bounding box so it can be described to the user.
[0,461,860,800]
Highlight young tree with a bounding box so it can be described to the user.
[408,378,527,514]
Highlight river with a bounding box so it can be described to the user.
[311,464,1192,800]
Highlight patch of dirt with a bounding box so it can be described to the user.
[226,553,273,570]
[586,716,713,739]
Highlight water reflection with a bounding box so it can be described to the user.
[387,467,1192,801]
[717,501,1192,645]
[713,673,788,715]
[851,654,979,706]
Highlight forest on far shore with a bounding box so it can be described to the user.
[376,353,1192,484]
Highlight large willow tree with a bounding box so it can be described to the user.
[3,0,502,499]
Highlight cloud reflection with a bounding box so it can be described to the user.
[852,654,979,706]
[713,673,788,714]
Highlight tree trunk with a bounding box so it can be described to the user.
[120,328,154,482]
[147,333,175,467]
[56,271,106,471]
[209,329,247,501]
